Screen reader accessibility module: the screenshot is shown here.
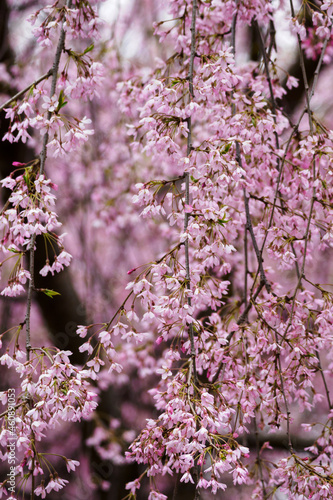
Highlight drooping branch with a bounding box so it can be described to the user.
[0,71,52,112]
[184,0,198,382]
[40,0,72,174]
[24,0,73,363]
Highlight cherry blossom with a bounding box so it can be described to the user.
[2,0,333,498]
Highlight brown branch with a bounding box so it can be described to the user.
[0,70,52,112]
[184,0,198,382]
[39,0,72,174]
[316,350,332,409]
[25,0,73,363]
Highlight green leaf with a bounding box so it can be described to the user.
[83,44,94,55]
[57,90,68,111]
[222,143,231,154]
[42,289,61,298]
[23,173,29,187]
[8,248,21,254]
[28,85,35,98]
[217,218,230,226]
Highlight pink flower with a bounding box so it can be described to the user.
[197,475,209,489]
[45,476,57,494]
[76,326,88,338]
[148,491,168,500]
[34,482,46,498]
[232,466,248,485]
[57,250,72,267]
[87,357,105,372]
[1,282,25,297]
[180,472,194,484]
[65,459,80,473]
[17,269,31,284]
[79,342,93,354]
[39,263,54,276]
[286,75,299,90]
[126,479,141,494]
[207,478,227,494]
[0,176,16,189]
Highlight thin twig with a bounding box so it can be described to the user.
[211,2,272,387]
[0,402,25,419]
[25,0,73,362]
[0,70,52,112]
[252,21,304,285]
[275,0,322,461]
[257,19,329,278]
[106,291,133,330]
[309,34,331,101]
[25,238,35,361]
[30,431,36,500]
[281,0,318,343]
[267,19,277,59]
[232,16,271,313]
[39,0,72,175]
[253,20,280,168]
[243,185,271,293]
[244,226,248,312]
[316,350,332,409]
[254,415,268,497]
[255,21,303,285]
[276,341,294,453]
[232,17,271,299]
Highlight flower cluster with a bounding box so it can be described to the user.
[3,0,333,498]
[0,0,104,496]
[112,0,333,497]
[0,347,97,498]
[0,163,71,296]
